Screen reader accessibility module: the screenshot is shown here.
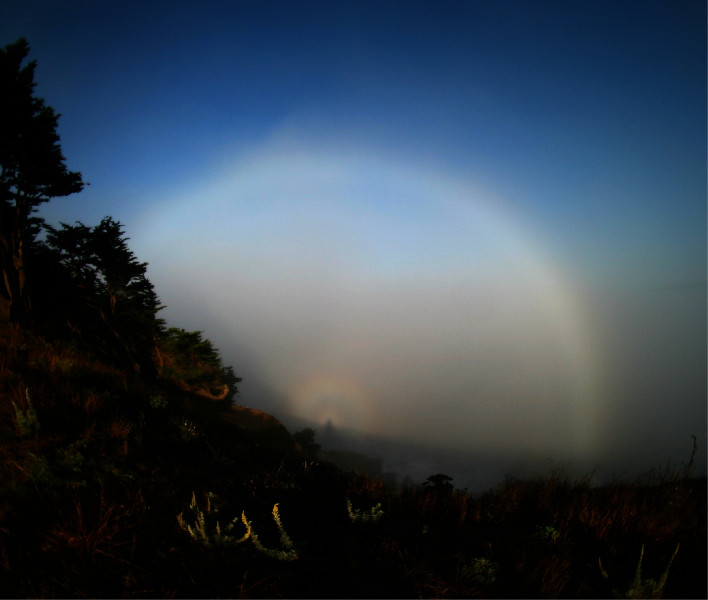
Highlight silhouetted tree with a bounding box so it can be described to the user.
[293,427,321,458]
[0,38,84,322]
[42,217,161,373]
[423,473,454,493]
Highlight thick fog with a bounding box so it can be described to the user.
[3,0,703,492]
[133,142,706,492]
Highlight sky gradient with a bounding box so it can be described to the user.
[2,0,705,489]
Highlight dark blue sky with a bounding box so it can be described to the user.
[2,1,705,486]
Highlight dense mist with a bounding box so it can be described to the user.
[138,145,706,492]
[3,0,703,491]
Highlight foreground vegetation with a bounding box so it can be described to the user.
[0,324,704,598]
[0,37,705,598]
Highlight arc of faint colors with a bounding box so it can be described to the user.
[133,144,601,456]
[413,169,601,458]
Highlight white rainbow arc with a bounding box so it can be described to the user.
[135,143,602,458]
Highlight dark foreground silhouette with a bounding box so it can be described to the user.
[1,324,705,598]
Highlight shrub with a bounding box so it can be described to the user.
[176,491,249,547]
[347,498,384,523]
[13,388,40,437]
[177,492,298,561]
[465,556,500,586]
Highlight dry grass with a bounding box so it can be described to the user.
[109,417,132,439]
[44,488,127,561]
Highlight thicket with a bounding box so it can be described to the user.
[0,38,705,598]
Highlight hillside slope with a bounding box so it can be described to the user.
[0,323,705,598]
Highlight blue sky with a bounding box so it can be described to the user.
[2,0,705,488]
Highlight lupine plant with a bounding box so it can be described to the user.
[346,498,384,523]
[176,491,248,547]
[250,504,298,561]
[177,492,298,560]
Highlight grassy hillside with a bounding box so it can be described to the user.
[0,322,705,598]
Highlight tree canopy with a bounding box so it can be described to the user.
[156,327,241,405]
[0,37,84,322]
[0,38,239,399]
[39,217,162,373]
